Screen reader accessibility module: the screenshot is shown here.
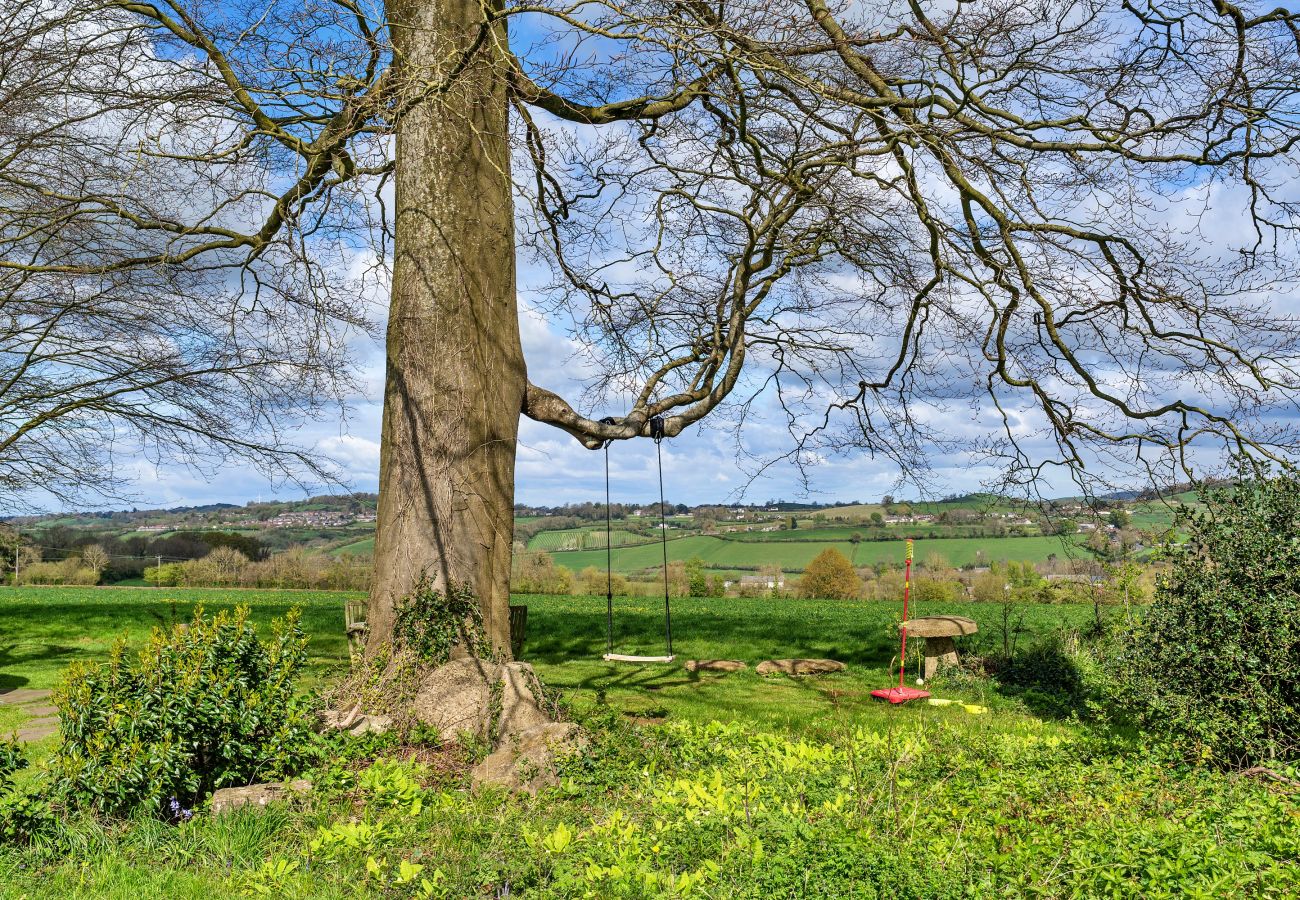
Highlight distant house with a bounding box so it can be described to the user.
[738,574,785,590]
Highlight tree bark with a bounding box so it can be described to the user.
[368,0,521,656]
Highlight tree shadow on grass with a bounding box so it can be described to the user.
[0,672,29,692]
[988,640,1090,720]
[0,642,88,693]
[522,602,901,669]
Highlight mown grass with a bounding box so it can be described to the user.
[1,587,1091,739]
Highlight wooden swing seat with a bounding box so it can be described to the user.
[603,653,676,664]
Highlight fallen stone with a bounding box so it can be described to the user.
[756,658,846,676]
[684,659,748,673]
[348,714,393,737]
[411,657,502,743]
[0,689,51,706]
[495,662,551,740]
[471,722,585,795]
[210,780,312,815]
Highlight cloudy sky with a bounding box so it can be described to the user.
[126,299,1016,511]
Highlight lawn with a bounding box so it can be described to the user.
[1,587,1296,899]
[1,586,1090,738]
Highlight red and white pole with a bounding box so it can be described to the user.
[896,539,914,690]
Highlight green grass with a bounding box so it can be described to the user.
[551,533,1081,573]
[1,586,1089,740]
[523,593,1096,730]
[2,586,1295,899]
[332,537,375,556]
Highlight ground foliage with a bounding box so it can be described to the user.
[1,714,1296,898]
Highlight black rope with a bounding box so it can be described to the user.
[599,416,616,657]
[650,416,673,656]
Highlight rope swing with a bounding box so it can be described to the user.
[598,415,675,664]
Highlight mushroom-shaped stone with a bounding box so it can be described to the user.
[901,615,978,679]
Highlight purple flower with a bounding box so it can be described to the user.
[166,796,193,823]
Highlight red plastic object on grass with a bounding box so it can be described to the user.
[871,539,930,705]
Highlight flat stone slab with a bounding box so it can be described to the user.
[684,659,748,673]
[901,616,978,638]
[0,689,51,706]
[210,780,312,815]
[756,658,846,676]
[16,717,58,742]
[20,704,56,717]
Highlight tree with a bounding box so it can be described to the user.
[20,3,1300,661]
[80,545,109,579]
[1108,509,1132,530]
[800,548,860,600]
[0,5,367,506]
[1119,465,1300,764]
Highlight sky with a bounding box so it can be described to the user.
[126,305,1009,511]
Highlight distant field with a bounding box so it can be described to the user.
[528,528,649,551]
[334,537,375,555]
[551,533,1082,573]
[728,523,1041,542]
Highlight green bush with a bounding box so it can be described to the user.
[1119,465,1300,764]
[51,605,315,814]
[0,739,53,846]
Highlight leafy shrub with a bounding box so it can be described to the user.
[799,547,860,599]
[0,787,52,846]
[51,605,315,813]
[1118,465,1300,764]
[0,739,24,788]
[0,740,53,847]
[393,575,490,664]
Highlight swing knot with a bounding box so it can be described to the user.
[649,415,666,443]
[596,416,618,450]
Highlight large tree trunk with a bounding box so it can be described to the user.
[368,0,521,656]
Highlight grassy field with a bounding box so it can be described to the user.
[527,528,648,551]
[552,533,1082,573]
[333,537,375,556]
[0,586,1092,738]
[2,586,1296,898]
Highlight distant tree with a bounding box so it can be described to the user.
[1108,509,1132,529]
[869,512,884,527]
[80,544,109,578]
[882,496,895,508]
[685,557,709,598]
[800,548,860,600]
